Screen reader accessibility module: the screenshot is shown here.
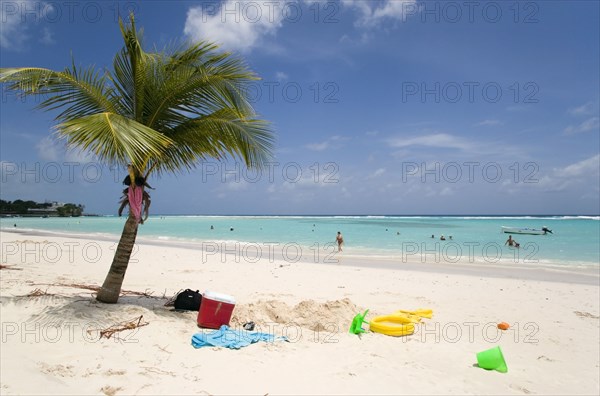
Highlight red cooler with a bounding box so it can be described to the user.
[197,291,236,329]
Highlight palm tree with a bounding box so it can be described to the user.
[0,15,274,303]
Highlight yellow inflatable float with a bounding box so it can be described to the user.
[349,309,433,337]
[369,314,415,336]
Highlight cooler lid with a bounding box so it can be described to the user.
[203,291,236,304]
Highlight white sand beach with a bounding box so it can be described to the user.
[1,229,599,395]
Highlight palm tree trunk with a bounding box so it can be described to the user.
[96,214,139,303]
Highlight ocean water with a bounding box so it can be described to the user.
[2,215,599,268]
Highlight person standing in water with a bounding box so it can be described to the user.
[505,235,514,247]
[336,231,344,252]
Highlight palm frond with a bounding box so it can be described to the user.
[142,44,259,131]
[56,112,174,170]
[0,67,116,121]
[117,15,148,123]
[148,109,274,175]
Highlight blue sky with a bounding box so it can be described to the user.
[1,0,599,215]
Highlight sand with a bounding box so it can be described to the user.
[1,230,599,395]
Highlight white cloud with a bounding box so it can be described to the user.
[226,180,249,191]
[1,1,53,50]
[36,136,97,163]
[387,133,472,151]
[564,117,599,135]
[529,175,571,193]
[504,155,600,195]
[370,168,386,178]
[305,142,329,151]
[184,0,286,53]
[262,167,341,204]
[341,0,417,27]
[275,71,288,81]
[389,148,411,160]
[506,105,528,112]
[183,0,421,52]
[64,148,95,164]
[554,154,600,178]
[36,136,62,161]
[1,1,28,49]
[440,187,454,196]
[39,27,55,45]
[306,134,350,151]
[330,135,350,142]
[424,186,437,197]
[475,119,501,127]
[212,179,255,199]
[568,102,598,116]
[339,31,373,45]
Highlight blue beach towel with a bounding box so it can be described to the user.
[191,325,288,349]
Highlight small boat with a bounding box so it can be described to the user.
[501,226,552,235]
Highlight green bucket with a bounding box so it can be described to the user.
[476,346,508,373]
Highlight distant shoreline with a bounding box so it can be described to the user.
[4,213,599,218]
[2,228,598,286]
[3,215,599,270]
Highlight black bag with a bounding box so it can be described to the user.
[174,289,202,311]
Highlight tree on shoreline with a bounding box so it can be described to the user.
[0,200,51,215]
[56,203,85,217]
[0,15,274,303]
[0,200,83,216]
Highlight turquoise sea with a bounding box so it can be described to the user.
[2,215,599,268]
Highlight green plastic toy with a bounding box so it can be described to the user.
[349,309,369,335]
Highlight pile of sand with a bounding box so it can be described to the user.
[230,298,364,333]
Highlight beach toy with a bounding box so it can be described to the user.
[391,311,424,323]
[350,308,433,337]
[369,314,415,337]
[497,322,510,330]
[476,346,508,373]
[349,309,369,335]
[397,309,433,319]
